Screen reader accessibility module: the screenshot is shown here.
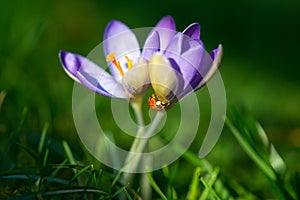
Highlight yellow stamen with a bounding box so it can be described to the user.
[106,52,124,76]
[125,56,132,70]
[106,52,116,62]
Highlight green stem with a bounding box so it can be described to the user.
[122,103,165,183]
[120,97,145,185]
[131,98,145,127]
[133,111,164,153]
[128,98,145,153]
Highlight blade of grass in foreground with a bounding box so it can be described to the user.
[9,187,108,200]
[172,144,235,199]
[62,140,83,186]
[38,122,49,155]
[186,167,201,199]
[162,164,178,199]
[4,107,28,155]
[226,113,297,200]
[147,172,168,200]
[225,117,276,181]
[200,176,221,200]
[68,165,92,184]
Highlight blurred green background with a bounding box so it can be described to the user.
[1,0,300,196]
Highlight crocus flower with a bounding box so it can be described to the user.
[59,16,175,100]
[147,23,223,111]
[59,16,223,109]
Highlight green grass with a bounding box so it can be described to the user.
[0,104,299,199]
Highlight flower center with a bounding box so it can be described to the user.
[106,52,133,76]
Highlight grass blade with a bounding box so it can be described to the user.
[225,117,276,181]
[38,122,49,155]
[62,140,82,186]
[187,167,201,199]
[255,122,286,175]
[62,140,76,164]
[9,187,108,200]
[4,107,28,155]
[200,176,221,200]
[68,165,92,184]
[173,144,234,199]
[199,167,220,200]
[147,172,167,200]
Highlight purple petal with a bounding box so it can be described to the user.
[181,39,204,68]
[178,40,206,88]
[210,46,220,60]
[183,23,200,39]
[103,20,141,81]
[59,51,127,98]
[164,33,203,90]
[164,32,198,59]
[164,33,202,72]
[141,31,160,60]
[195,44,223,90]
[153,16,176,51]
[183,23,206,47]
[164,32,183,61]
[59,50,81,82]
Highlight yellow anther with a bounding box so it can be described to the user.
[125,56,133,70]
[106,52,116,62]
[106,52,124,76]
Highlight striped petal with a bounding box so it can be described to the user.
[59,51,127,98]
[103,20,141,81]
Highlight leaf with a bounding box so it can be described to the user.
[226,109,296,199]
[255,122,286,175]
[225,117,276,181]
[8,187,108,200]
[147,172,168,200]
[186,167,201,199]
[38,122,49,155]
[199,167,220,200]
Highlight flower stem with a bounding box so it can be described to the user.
[131,97,145,127]
[121,100,165,184]
[129,98,145,153]
[132,111,164,153]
